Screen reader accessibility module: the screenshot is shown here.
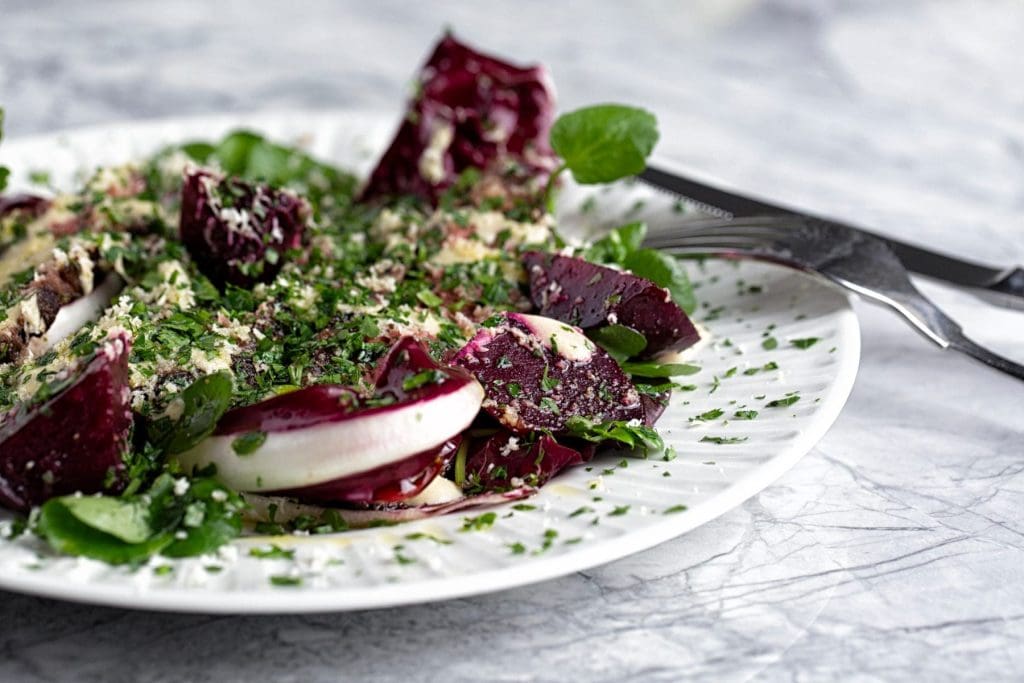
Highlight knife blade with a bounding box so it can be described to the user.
[638,164,1024,306]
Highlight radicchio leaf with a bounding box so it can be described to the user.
[265,437,461,505]
[176,337,484,504]
[361,33,558,206]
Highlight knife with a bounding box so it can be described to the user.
[638,164,1024,307]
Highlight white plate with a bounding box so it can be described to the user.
[0,111,860,613]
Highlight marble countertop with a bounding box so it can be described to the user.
[2,1,1022,680]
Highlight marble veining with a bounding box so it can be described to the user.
[1,1,1023,681]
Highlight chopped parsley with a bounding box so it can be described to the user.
[269,575,303,587]
[249,544,295,560]
[790,337,821,349]
[700,436,749,445]
[460,512,498,532]
[231,431,267,456]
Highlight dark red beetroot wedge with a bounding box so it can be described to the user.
[640,390,671,427]
[463,431,587,491]
[452,312,644,433]
[360,33,557,205]
[0,331,132,511]
[179,168,309,289]
[174,338,484,501]
[522,252,701,356]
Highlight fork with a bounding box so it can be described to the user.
[642,214,1024,381]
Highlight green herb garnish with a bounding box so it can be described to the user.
[589,324,647,360]
[155,372,234,456]
[0,108,9,192]
[549,104,658,186]
[700,436,749,445]
[460,512,497,532]
[249,544,295,560]
[35,474,244,564]
[564,416,664,455]
[620,361,701,378]
[269,575,303,587]
[790,337,821,349]
[232,431,267,456]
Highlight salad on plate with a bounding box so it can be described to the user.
[0,34,703,565]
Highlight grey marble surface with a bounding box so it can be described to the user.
[1,0,1023,681]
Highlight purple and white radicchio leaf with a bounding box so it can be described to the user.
[361,33,558,205]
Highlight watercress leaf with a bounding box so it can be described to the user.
[161,478,244,558]
[158,371,234,456]
[550,104,659,184]
[620,361,701,378]
[583,221,647,266]
[622,249,697,314]
[564,416,664,455]
[168,130,358,219]
[58,496,154,544]
[36,472,245,564]
[589,324,647,361]
[179,141,216,162]
[210,130,267,176]
[36,499,174,565]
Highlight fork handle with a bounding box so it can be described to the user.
[873,287,1024,381]
[949,335,1024,381]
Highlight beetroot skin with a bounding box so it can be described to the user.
[463,431,587,491]
[523,251,700,356]
[0,331,132,511]
[179,168,308,288]
[361,33,557,205]
[453,312,644,433]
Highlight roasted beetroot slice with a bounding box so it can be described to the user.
[523,251,700,356]
[464,431,586,491]
[360,33,557,205]
[179,168,309,288]
[640,390,671,427]
[452,312,643,433]
[0,332,132,511]
[266,437,460,505]
[175,337,484,499]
